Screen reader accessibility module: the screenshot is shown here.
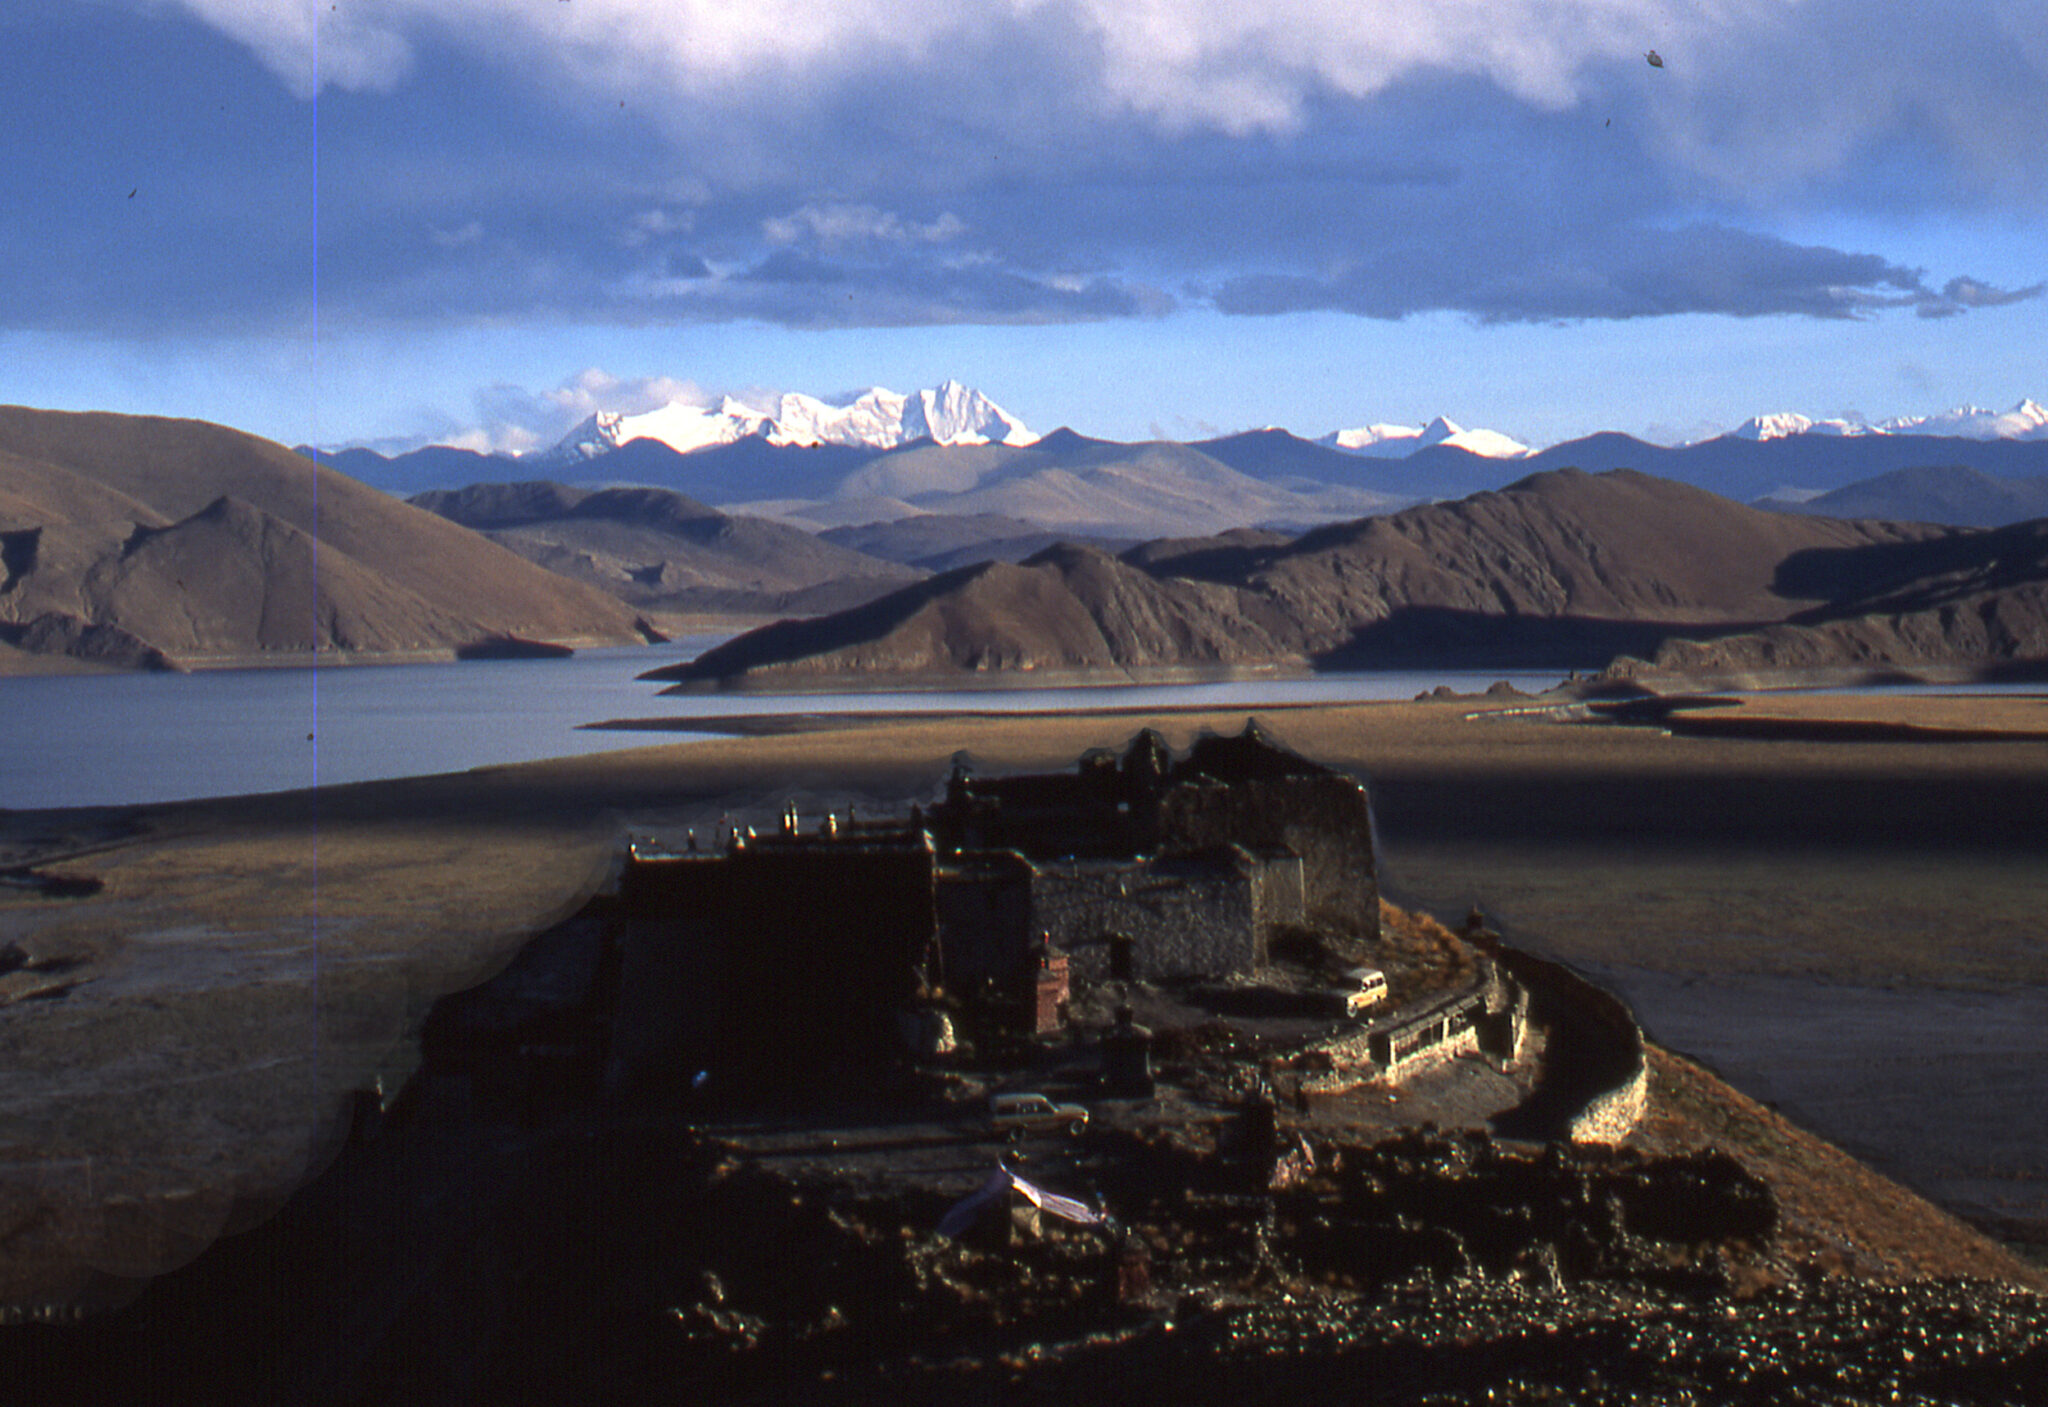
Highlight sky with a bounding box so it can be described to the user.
[3,0,2045,455]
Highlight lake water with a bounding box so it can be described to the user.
[0,643,1568,811]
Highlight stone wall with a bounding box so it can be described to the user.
[1488,944,1649,1146]
[1031,850,1262,982]
[1569,1062,1650,1145]
[1248,850,1307,935]
[1159,771,1378,937]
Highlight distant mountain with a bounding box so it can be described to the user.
[647,542,1277,686]
[1190,429,1407,489]
[306,391,2048,547]
[301,443,517,498]
[819,514,1137,572]
[1893,400,2048,439]
[1319,416,1531,460]
[1733,413,1874,440]
[310,436,874,505]
[1763,466,2048,529]
[537,379,1035,466]
[0,408,652,673]
[1512,431,2048,504]
[1733,399,2048,442]
[732,434,1402,541]
[648,468,1959,687]
[409,480,923,619]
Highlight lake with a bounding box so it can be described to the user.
[0,644,1567,811]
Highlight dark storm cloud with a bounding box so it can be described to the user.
[12,1,2044,339]
[1212,224,2040,324]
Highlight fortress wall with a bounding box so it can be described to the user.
[1249,851,1307,935]
[1488,944,1649,1145]
[1033,854,1260,981]
[1569,1062,1650,1145]
[1160,774,1379,936]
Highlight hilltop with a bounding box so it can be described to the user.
[652,469,1979,687]
[0,407,652,673]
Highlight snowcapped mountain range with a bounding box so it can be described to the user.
[540,380,1036,463]
[1320,416,1531,459]
[1732,400,2048,443]
[503,381,2048,471]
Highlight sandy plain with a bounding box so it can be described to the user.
[3,687,2046,1307]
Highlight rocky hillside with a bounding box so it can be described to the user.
[410,480,924,620]
[0,408,652,672]
[652,469,1967,687]
[1620,518,2048,679]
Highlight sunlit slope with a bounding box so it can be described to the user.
[0,407,648,670]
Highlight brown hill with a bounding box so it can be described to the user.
[654,469,1965,686]
[1621,518,2048,679]
[0,407,651,671]
[647,541,1295,685]
[410,480,925,619]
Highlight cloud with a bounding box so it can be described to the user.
[461,368,712,452]
[762,203,967,249]
[1646,0,2048,204]
[608,253,1169,328]
[165,0,413,97]
[178,0,2048,190]
[1209,223,2040,323]
[65,0,2044,341]
[427,220,483,249]
[181,0,1700,115]
[1921,274,2046,317]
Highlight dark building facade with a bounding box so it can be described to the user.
[931,722,1378,984]
[611,722,1379,1084]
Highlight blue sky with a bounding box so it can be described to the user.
[3,0,2044,454]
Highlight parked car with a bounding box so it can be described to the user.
[989,1091,1089,1139]
[1315,965,1389,1018]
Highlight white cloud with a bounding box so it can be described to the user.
[621,208,697,249]
[459,368,712,452]
[173,1,2047,206]
[177,0,1767,126]
[762,203,967,248]
[546,367,708,418]
[163,0,413,97]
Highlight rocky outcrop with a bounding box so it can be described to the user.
[1612,518,2048,680]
